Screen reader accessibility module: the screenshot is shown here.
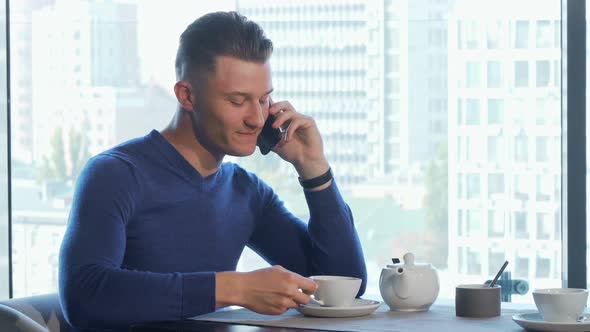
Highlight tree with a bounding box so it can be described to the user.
[38,126,91,184]
[423,142,448,268]
[237,152,299,196]
[68,126,91,181]
[39,127,67,182]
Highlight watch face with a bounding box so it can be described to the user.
[257,115,282,155]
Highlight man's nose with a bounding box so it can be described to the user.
[245,101,265,129]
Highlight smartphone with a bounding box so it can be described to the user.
[257,114,282,155]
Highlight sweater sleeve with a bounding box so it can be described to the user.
[247,179,367,297]
[59,155,215,329]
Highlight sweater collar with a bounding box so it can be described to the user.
[147,129,223,187]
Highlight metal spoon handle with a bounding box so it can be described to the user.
[309,296,325,306]
[489,260,509,288]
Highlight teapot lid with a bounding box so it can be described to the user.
[386,252,433,270]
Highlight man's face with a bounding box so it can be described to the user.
[191,56,273,158]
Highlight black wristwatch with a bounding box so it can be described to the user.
[298,168,333,189]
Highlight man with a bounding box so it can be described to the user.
[59,11,366,330]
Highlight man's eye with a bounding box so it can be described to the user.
[259,99,269,106]
[230,100,244,106]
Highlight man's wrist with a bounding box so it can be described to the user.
[293,158,330,180]
[298,168,333,189]
[215,271,244,309]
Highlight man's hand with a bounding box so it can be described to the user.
[215,266,318,315]
[267,99,331,184]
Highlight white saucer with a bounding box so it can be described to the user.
[513,312,590,332]
[296,299,381,318]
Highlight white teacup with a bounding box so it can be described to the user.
[533,288,588,322]
[310,275,362,307]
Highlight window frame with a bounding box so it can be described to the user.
[0,0,587,297]
[562,0,586,288]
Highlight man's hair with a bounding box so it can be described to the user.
[175,11,273,83]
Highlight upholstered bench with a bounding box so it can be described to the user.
[0,294,70,332]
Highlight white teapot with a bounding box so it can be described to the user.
[379,252,440,311]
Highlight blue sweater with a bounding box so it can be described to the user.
[59,130,367,330]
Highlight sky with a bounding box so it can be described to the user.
[136,0,235,91]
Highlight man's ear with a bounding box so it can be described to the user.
[174,80,195,112]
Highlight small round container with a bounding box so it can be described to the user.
[455,284,501,318]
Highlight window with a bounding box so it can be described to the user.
[429,28,445,47]
[467,136,484,162]
[488,99,504,124]
[515,174,532,201]
[489,250,505,274]
[466,173,480,199]
[457,98,463,124]
[515,61,529,87]
[536,20,552,48]
[389,28,400,48]
[467,249,481,275]
[515,255,530,278]
[458,247,465,273]
[465,99,480,125]
[515,211,529,239]
[537,213,551,240]
[515,20,529,48]
[457,210,464,236]
[488,210,504,237]
[457,21,463,49]
[536,98,548,125]
[9,0,564,306]
[536,96,559,126]
[536,60,550,87]
[515,133,528,162]
[465,20,478,49]
[486,21,502,49]
[536,255,551,278]
[487,61,502,88]
[466,61,481,88]
[487,135,502,162]
[466,209,481,237]
[536,175,552,201]
[488,173,504,196]
[536,136,549,162]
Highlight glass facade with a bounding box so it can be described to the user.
[2,0,574,304]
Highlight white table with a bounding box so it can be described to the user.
[190,303,532,332]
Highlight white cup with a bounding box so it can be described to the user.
[310,275,362,307]
[532,288,588,322]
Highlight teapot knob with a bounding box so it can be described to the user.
[403,252,415,266]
